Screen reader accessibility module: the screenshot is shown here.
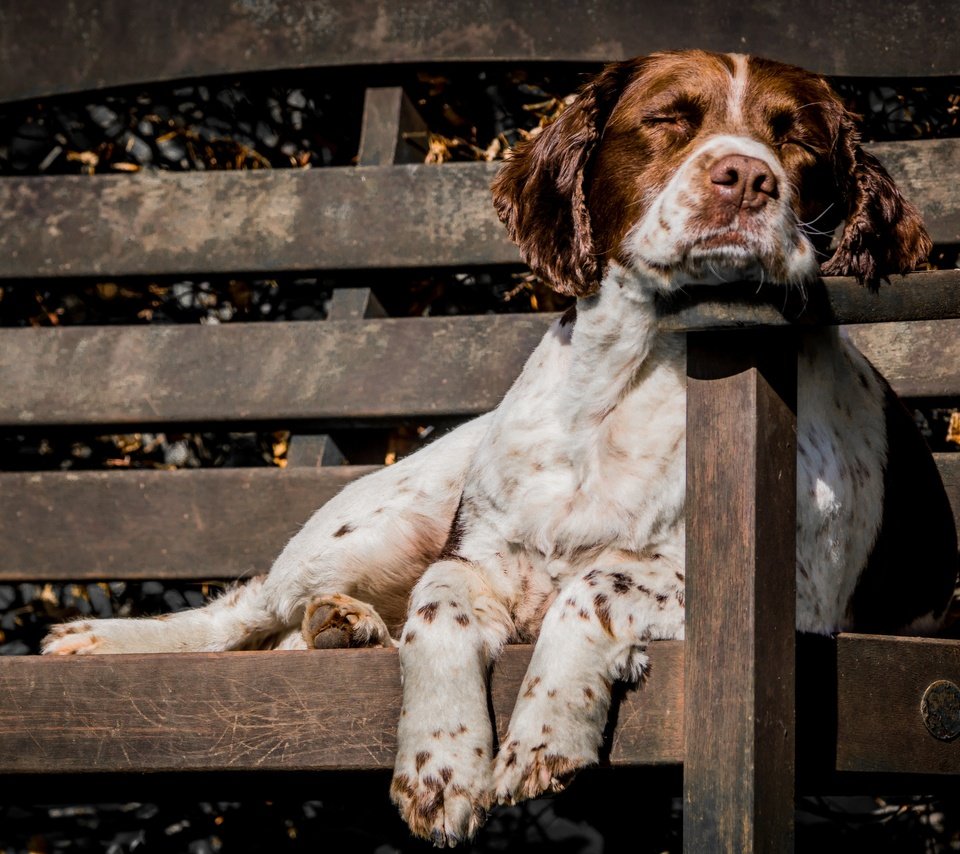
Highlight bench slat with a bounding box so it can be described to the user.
[0,315,550,427]
[0,164,517,279]
[4,455,960,582]
[0,643,684,772]
[845,319,960,399]
[0,141,955,280]
[1,635,957,775]
[837,634,960,775]
[2,0,958,104]
[0,467,374,581]
[2,290,960,430]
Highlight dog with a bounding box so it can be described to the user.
[43,50,958,846]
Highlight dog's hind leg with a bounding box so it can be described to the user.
[42,575,287,655]
[43,414,495,656]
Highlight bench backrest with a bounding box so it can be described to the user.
[0,2,958,588]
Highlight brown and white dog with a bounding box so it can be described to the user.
[43,51,957,845]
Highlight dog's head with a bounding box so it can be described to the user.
[492,50,931,296]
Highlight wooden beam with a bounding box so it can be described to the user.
[2,278,960,428]
[837,633,960,775]
[684,330,798,852]
[0,642,684,773]
[0,140,954,280]
[844,319,960,400]
[0,315,550,427]
[357,87,430,167]
[659,270,960,331]
[3,455,960,583]
[0,164,518,279]
[2,0,958,103]
[0,467,374,581]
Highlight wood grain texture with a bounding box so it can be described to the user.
[2,279,960,429]
[4,455,960,583]
[0,452,941,582]
[0,642,683,773]
[683,331,797,853]
[0,141,953,280]
[0,164,518,279]
[1,0,958,103]
[845,319,960,399]
[0,467,375,581]
[837,634,960,775]
[357,87,429,167]
[659,270,960,331]
[0,315,551,427]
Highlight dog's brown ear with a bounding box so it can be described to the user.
[492,61,637,298]
[821,109,931,289]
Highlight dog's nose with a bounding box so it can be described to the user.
[709,155,779,211]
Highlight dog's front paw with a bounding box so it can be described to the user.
[391,738,492,847]
[493,732,588,805]
[301,594,395,649]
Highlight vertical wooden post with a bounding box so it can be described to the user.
[357,86,429,166]
[683,330,797,853]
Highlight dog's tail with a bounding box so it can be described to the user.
[41,575,300,655]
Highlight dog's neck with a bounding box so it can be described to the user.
[564,264,671,426]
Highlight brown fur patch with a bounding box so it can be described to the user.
[415,751,431,772]
[593,593,614,636]
[417,602,439,622]
[455,612,471,627]
[333,523,355,538]
[523,676,542,698]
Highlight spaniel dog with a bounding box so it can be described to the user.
[44,50,957,846]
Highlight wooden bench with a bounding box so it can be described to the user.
[1,2,960,851]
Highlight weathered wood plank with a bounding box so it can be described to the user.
[659,270,960,332]
[0,140,954,280]
[2,278,960,429]
[836,634,960,775]
[0,642,684,773]
[0,467,375,581]
[358,87,429,167]
[684,331,797,853]
[0,164,518,279]
[3,635,960,776]
[873,139,960,246]
[0,315,550,427]
[3,455,960,583]
[2,0,958,103]
[845,319,960,400]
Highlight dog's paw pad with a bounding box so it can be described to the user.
[302,594,393,649]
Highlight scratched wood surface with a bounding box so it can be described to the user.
[0,141,954,280]
[5,636,960,776]
[683,331,798,853]
[0,642,684,773]
[1,0,957,103]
